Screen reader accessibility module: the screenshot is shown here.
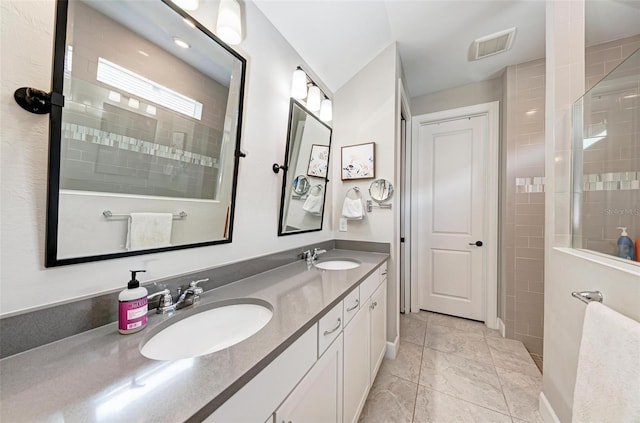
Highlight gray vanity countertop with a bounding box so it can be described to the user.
[0,249,388,422]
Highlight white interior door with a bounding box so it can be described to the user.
[414,115,487,321]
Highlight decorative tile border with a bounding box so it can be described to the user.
[516,176,545,193]
[62,122,217,168]
[583,172,640,191]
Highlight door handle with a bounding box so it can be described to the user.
[469,241,483,247]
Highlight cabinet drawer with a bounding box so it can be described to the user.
[359,271,381,302]
[378,262,388,280]
[318,301,343,357]
[343,287,360,327]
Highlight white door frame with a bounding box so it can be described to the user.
[410,101,499,329]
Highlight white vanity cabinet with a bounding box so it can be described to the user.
[343,262,388,423]
[206,260,388,423]
[275,334,343,423]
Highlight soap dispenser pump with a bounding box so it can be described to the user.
[118,269,148,334]
[616,227,635,260]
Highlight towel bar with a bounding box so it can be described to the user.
[102,210,187,220]
[571,290,603,304]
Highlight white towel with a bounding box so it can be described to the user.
[572,302,640,423]
[126,213,173,251]
[342,196,364,220]
[302,191,324,215]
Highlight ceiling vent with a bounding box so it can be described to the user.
[470,27,516,61]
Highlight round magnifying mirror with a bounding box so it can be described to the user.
[369,179,393,203]
[293,175,310,196]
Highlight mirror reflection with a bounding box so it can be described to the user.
[278,99,332,235]
[369,179,394,203]
[47,0,246,266]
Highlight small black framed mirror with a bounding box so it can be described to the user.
[45,0,246,266]
[277,99,332,236]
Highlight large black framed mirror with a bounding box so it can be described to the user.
[45,0,246,267]
[277,99,332,236]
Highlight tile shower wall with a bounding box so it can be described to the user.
[502,58,546,356]
[578,36,640,255]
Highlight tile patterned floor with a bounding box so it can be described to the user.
[359,311,543,423]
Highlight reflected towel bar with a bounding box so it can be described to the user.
[572,290,603,304]
[102,210,187,219]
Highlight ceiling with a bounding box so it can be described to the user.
[253,0,640,99]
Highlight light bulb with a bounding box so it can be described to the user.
[306,86,321,112]
[291,69,308,100]
[171,0,199,11]
[320,99,332,122]
[217,0,242,45]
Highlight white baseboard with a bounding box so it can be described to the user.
[539,392,561,423]
[385,335,399,360]
[497,317,506,338]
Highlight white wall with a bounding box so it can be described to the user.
[411,78,503,116]
[0,0,333,316]
[542,2,640,422]
[332,43,401,343]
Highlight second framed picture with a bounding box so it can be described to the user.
[307,144,330,178]
[341,142,375,180]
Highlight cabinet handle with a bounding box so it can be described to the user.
[381,271,387,275]
[346,299,359,312]
[323,318,341,336]
[370,301,378,310]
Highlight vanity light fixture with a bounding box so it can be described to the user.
[171,0,199,11]
[217,0,242,45]
[173,37,191,49]
[290,66,332,121]
[291,68,308,100]
[320,98,333,122]
[306,86,321,112]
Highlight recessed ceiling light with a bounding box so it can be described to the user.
[108,91,121,102]
[173,37,190,49]
[183,18,196,28]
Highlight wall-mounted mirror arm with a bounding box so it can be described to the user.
[366,199,392,212]
[14,87,64,115]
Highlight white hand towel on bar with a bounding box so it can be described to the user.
[303,191,323,215]
[126,213,173,251]
[572,302,640,423]
[342,197,364,220]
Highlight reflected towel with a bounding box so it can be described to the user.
[303,192,323,215]
[126,213,173,251]
[342,197,364,220]
[572,302,640,422]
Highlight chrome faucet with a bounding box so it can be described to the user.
[301,248,327,264]
[312,248,327,261]
[147,289,175,314]
[175,278,208,310]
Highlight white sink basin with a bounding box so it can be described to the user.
[140,302,273,360]
[314,259,361,271]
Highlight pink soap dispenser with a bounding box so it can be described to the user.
[118,270,148,334]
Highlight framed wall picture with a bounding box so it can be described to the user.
[341,142,375,180]
[307,144,330,178]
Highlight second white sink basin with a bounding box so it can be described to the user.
[140,301,273,360]
[314,259,361,270]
